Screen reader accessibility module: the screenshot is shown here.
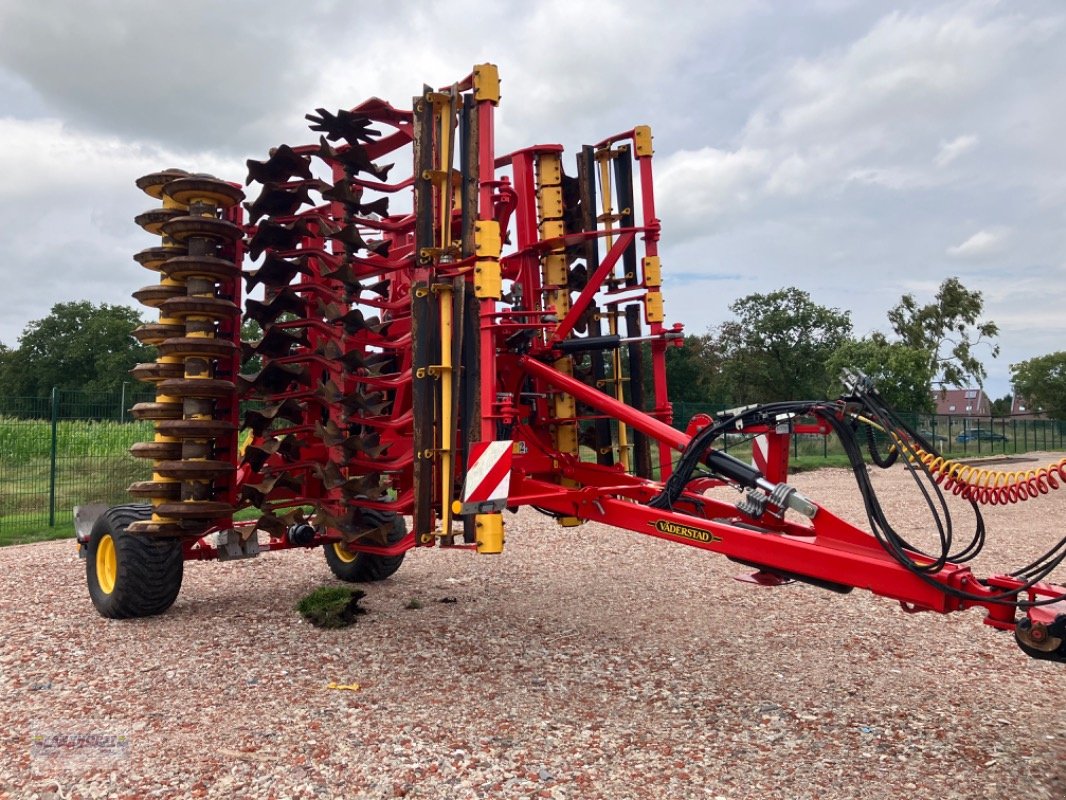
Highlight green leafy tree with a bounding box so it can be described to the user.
[1011,353,1066,418]
[712,288,853,403]
[653,333,721,403]
[887,277,999,387]
[0,302,154,397]
[990,394,1013,417]
[827,335,935,412]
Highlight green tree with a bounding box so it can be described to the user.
[712,288,853,403]
[827,335,935,412]
[990,394,1013,417]
[0,302,154,397]
[653,333,722,403]
[887,277,999,387]
[1011,353,1066,418]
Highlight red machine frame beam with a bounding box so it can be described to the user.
[510,471,964,613]
[510,353,1066,635]
[517,353,687,451]
[549,231,635,344]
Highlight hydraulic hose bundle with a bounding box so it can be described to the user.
[654,380,1066,610]
[846,382,1066,609]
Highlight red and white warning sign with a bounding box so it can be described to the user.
[458,440,513,514]
[751,434,769,475]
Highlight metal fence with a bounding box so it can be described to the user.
[0,387,155,544]
[671,401,1066,459]
[2,389,1064,544]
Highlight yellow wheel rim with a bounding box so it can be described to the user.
[97,534,117,594]
[332,542,358,564]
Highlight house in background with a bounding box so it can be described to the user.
[931,387,991,417]
[1010,392,1046,419]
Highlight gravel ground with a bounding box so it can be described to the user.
[1,455,1065,799]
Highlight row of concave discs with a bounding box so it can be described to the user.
[127,170,244,537]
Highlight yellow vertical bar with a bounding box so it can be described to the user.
[609,310,631,472]
[438,283,454,536]
[597,148,630,470]
[537,152,581,526]
[597,152,614,251]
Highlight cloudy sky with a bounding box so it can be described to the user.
[0,0,1062,400]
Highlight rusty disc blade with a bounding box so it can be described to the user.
[134,246,184,271]
[161,216,244,244]
[314,420,346,447]
[130,402,182,421]
[135,208,184,235]
[130,362,185,383]
[244,184,313,224]
[245,144,313,185]
[252,512,286,536]
[156,337,238,360]
[153,459,236,480]
[157,378,236,399]
[133,284,186,309]
[161,296,240,321]
[246,326,308,358]
[244,290,306,325]
[132,323,185,345]
[239,361,310,393]
[162,177,244,209]
[162,255,240,282]
[129,441,183,460]
[155,419,235,439]
[135,169,191,199]
[153,500,233,520]
[306,108,380,144]
[127,480,182,499]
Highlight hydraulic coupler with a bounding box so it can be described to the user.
[704,449,818,519]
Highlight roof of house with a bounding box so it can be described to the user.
[1011,393,1044,417]
[930,387,990,416]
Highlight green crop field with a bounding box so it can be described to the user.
[0,417,153,546]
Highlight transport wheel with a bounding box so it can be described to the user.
[86,504,184,619]
[324,510,407,582]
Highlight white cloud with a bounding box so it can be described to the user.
[0,0,1063,406]
[647,3,1062,251]
[0,117,243,347]
[935,134,979,167]
[946,227,1011,259]
[656,146,771,237]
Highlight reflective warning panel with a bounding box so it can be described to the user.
[458,441,513,514]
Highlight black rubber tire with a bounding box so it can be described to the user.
[86,504,184,619]
[324,509,407,582]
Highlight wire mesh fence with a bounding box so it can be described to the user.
[2,388,1064,545]
[0,387,155,544]
[671,401,1066,460]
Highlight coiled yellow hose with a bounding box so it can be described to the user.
[859,416,1066,506]
[911,447,1066,505]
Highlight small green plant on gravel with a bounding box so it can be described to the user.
[404,597,424,610]
[297,586,367,629]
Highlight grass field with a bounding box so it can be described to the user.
[0,417,152,545]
